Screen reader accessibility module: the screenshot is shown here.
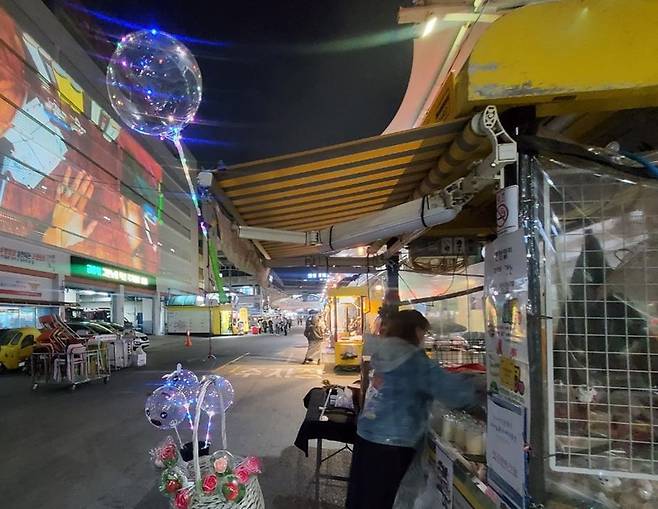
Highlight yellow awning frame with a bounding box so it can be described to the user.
[213,117,486,259]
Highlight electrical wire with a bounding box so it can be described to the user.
[403,255,468,275]
[398,271,418,302]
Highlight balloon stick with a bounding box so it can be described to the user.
[185,405,194,430]
[204,413,213,446]
[219,389,226,450]
[172,134,207,238]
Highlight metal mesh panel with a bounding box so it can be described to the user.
[431,344,486,369]
[545,159,658,479]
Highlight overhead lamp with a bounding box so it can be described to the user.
[198,171,213,188]
[421,16,437,38]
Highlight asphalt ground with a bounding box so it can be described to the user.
[0,329,354,508]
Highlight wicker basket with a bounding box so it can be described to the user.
[179,378,265,509]
[182,479,263,509]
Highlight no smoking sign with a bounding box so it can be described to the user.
[496,203,509,227]
[496,185,518,234]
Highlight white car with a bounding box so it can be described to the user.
[96,321,150,350]
[133,333,150,350]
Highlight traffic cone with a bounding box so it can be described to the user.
[185,331,192,347]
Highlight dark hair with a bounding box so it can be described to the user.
[386,310,430,345]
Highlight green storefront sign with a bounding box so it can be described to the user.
[71,256,156,289]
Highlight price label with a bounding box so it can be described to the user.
[500,357,516,390]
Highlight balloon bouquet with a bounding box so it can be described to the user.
[145,365,263,509]
[106,30,263,508]
[106,28,207,235]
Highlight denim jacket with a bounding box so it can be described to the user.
[357,335,476,448]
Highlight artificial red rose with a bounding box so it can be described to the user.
[202,474,218,494]
[160,444,177,462]
[166,479,181,494]
[234,465,250,484]
[239,456,262,475]
[175,490,190,509]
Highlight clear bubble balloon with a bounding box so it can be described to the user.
[106,29,202,137]
[145,386,188,429]
[199,375,234,416]
[165,368,199,405]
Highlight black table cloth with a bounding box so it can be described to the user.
[294,387,357,456]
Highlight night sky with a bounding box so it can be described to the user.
[52,0,414,167]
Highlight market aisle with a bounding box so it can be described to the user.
[0,330,351,509]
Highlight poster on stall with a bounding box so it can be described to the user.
[487,395,528,509]
[484,229,530,407]
[434,441,454,509]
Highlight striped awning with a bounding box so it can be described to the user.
[213,117,472,259]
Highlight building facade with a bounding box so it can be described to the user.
[0,0,205,334]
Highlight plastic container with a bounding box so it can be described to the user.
[465,420,486,455]
[453,413,468,450]
[441,413,457,442]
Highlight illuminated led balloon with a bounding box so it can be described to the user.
[145,386,187,429]
[106,29,202,137]
[165,368,199,405]
[200,375,234,416]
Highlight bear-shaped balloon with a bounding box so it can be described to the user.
[145,385,187,429]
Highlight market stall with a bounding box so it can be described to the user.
[389,145,658,509]
[379,0,658,505]
[327,287,370,370]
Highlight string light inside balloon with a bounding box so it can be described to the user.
[106,29,207,236]
[198,375,234,446]
[163,363,199,430]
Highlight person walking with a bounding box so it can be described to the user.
[345,310,479,509]
[303,316,323,364]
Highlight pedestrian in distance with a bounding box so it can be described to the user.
[303,316,323,364]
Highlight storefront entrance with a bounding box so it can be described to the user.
[125,295,154,334]
[64,287,115,322]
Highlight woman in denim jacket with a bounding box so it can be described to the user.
[346,310,477,509]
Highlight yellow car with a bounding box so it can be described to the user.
[0,327,41,372]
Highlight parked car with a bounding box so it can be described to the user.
[132,335,150,350]
[67,321,118,339]
[0,327,41,371]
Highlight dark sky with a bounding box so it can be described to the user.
[54,0,414,167]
